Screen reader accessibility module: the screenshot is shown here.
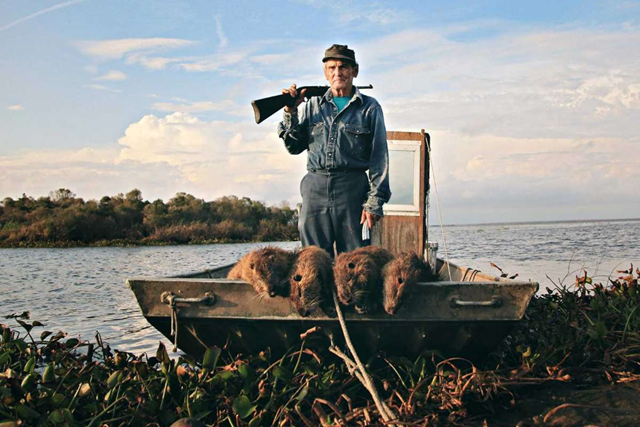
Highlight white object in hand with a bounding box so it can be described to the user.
[362,222,370,241]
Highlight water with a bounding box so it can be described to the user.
[429,218,640,289]
[0,242,300,356]
[1,219,638,355]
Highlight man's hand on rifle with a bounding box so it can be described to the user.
[282,84,307,113]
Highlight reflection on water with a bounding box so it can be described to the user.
[0,242,299,355]
[1,219,639,356]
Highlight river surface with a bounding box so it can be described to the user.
[1,219,638,356]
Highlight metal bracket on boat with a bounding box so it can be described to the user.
[160,291,216,306]
[449,295,503,308]
[161,291,216,352]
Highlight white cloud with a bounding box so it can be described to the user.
[115,112,305,200]
[76,38,195,60]
[214,16,228,49]
[83,84,121,93]
[152,100,237,113]
[1,113,305,204]
[125,54,180,70]
[94,70,127,81]
[294,0,405,25]
[177,51,252,72]
[361,27,640,142]
[7,105,24,111]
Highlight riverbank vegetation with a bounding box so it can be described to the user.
[1,267,639,426]
[0,189,299,248]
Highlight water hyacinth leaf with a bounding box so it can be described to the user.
[0,387,11,398]
[272,365,293,382]
[232,395,257,419]
[156,342,171,365]
[64,338,79,348]
[2,328,11,343]
[23,357,36,373]
[0,351,11,366]
[49,408,72,424]
[238,363,255,393]
[50,331,66,342]
[15,404,40,419]
[20,373,37,391]
[296,384,309,402]
[40,331,53,340]
[52,392,66,406]
[134,361,149,378]
[212,370,235,385]
[202,346,221,371]
[192,410,213,420]
[106,370,123,389]
[43,364,56,383]
[31,321,44,327]
[595,321,607,339]
[13,339,27,352]
[16,320,33,333]
[180,354,197,367]
[248,415,262,427]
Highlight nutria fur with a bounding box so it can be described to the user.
[227,247,296,297]
[382,252,438,315]
[289,246,334,316]
[334,245,394,314]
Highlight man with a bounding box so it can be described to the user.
[278,44,391,256]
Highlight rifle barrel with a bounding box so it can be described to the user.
[251,85,373,124]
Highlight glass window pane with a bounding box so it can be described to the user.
[388,150,415,206]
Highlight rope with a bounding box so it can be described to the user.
[168,296,179,352]
[426,139,453,281]
[331,291,397,425]
[424,133,431,261]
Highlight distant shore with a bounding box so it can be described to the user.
[1,189,299,248]
[0,237,299,249]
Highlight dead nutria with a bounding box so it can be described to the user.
[227,246,296,298]
[382,252,438,315]
[289,246,334,317]
[334,245,394,314]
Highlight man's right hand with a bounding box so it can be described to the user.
[282,84,307,113]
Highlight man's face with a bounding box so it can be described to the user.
[324,59,358,93]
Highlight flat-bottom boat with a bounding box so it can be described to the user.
[127,131,538,359]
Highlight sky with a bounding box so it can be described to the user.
[1,0,639,225]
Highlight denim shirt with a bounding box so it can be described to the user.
[277,87,391,216]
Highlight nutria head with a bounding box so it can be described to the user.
[290,247,332,316]
[334,251,378,313]
[246,247,293,298]
[290,271,322,316]
[383,252,426,315]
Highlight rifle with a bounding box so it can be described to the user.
[251,85,373,124]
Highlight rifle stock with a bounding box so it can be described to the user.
[251,85,373,124]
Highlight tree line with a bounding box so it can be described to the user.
[0,189,299,247]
